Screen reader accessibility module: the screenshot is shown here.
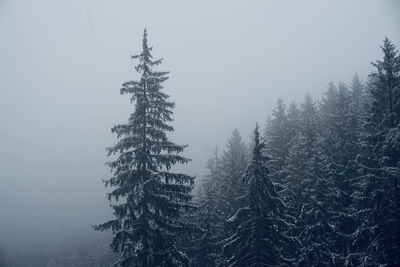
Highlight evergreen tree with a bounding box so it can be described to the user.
[347,74,365,146]
[297,135,342,266]
[219,129,250,218]
[264,99,292,185]
[286,101,301,143]
[336,76,366,264]
[284,94,319,216]
[319,82,357,261]
[353,38,400,266]
[190,130,249,266]
[223,125,294,267]
[94,29,194,267]
[189,149,224,267]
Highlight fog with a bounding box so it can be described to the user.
[0,0,399,265]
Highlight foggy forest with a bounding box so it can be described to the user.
[1,1,400,267]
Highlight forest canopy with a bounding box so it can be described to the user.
[95,32,400,267]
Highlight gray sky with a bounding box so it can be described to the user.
[0,0,399,249]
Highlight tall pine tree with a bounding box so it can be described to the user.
[95,29,194,267]
[354,38,400,266]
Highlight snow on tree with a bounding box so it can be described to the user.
[189,149,225,267]
[94,29,194,267]
[347,74,366,143]
[189,130,249,266]
[318,81,360,261]
[297,134,343,266]
[264,99,293,186]
[223,125,295,267]
[219,129,250,219]
[284,94,319,216]
[353,38,400,266]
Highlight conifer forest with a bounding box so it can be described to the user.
[1,1,399,267]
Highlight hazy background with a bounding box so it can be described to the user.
[0,0,399,262]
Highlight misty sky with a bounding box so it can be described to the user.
[0,0,399,250]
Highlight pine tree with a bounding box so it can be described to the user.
[284,94,319,216]
[190,149,225,267]
[219,129,249,218]
[223,125,294,267]
[353,38,400,266]
[336,76,366,264]
[94,29,194,267]
[264,99,293,186]
[297,135,342,266]
[286,101,301,144]
[347,75,365,147]
[318,81,358,262]
[190,130,249,266]
[192,184,222,267]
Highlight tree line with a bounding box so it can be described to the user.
[96,30,400,267]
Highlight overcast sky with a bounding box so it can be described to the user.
[0,0,399,249]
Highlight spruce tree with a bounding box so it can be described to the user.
[191,130,249,266]
[223,125,294,267]
[264,99,292,186]
[297,135,342,266]
[353,38,400,266]
[219,129,250,218]
[319,82,358,262]
[284,94,319,216]
[347,74,365,145]
[287,101,300,137]
[191,149,224,267]
[94,29,194,267]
